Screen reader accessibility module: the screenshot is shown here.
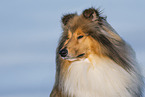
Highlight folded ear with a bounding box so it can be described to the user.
[82,8,103,22]
[61,13,77,26]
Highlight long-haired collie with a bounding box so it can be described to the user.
[50,8,143,97]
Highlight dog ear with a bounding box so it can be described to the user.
[62,13,76,26]
[82,8,102,22]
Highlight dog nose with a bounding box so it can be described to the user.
[59,48,68,57]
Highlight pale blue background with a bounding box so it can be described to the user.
[0,0,145,97]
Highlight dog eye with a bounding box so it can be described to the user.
[77,35,84,39]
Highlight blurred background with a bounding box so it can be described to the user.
[0,0,145,97]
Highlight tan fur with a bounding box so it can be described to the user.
[61,28,103,60]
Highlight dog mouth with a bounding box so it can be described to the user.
[62,53,85,61]
[77,53,85,58]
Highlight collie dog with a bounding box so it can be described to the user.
[50,8,143,97]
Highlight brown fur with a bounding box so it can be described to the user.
[50,8,143,97]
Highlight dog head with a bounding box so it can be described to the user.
[59,8,122,62]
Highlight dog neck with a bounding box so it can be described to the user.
[60,54,136,97]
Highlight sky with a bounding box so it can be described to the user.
[0,0,145,97]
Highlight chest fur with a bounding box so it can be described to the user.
[61,56,136,97]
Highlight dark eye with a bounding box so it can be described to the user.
[77,35,84,39]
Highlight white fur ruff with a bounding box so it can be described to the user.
[62,55,138,97]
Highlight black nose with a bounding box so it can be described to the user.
[59,48,68,57]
